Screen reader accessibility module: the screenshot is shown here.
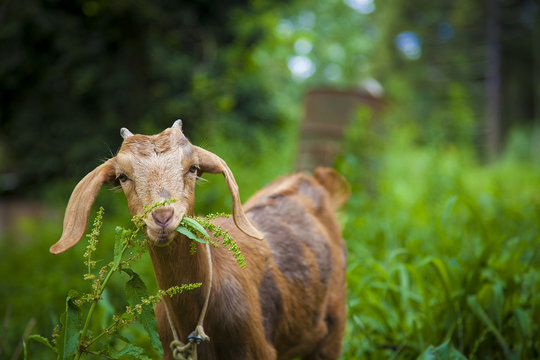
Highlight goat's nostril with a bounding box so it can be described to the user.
[152,208,174,227]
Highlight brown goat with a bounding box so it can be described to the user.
[50,121,350,360]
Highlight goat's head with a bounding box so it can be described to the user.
[50,120,263,254]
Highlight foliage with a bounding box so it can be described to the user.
[23,202,203,360]
[337,120,540,359]
[369,0,539,152]
[176,212,246,269]
[0,0,292,196]
[3,125,539,359]
[2,0,537,197]
[13,199,249,359]
[1,1,539,358]
[187,213,247,269]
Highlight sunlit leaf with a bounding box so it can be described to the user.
[176,225,208,244]
[180,217,210,239]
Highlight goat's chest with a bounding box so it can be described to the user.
[205,277,250,338]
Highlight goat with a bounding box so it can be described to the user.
[50,120,350,360]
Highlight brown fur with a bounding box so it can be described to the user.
[51,122,350,360]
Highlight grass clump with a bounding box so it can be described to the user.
[338,123,540,359]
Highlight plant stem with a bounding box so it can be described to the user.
[74,301,97,360]
[83,325,110,348]
[74,243,128,360]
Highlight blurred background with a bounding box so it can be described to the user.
[1,0,539,358]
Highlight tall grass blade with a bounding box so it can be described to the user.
[417,339,467,360]
[466,295,514,359]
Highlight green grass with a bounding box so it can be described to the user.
[338,126,540,359]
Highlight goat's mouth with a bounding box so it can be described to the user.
[146,227,176,246]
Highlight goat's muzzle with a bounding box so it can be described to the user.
[146,207,181,246]
[147,227,177,246]
[152,208,174,227]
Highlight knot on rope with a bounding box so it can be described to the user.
[170,339,195,360]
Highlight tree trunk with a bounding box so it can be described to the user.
[485,0,501,161]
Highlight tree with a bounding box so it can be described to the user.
[0,0,289,196]
[370,0,539,156]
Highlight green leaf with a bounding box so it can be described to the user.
[109,343,152,360]
[417,339,467,360]
[24,334,56,360]
[26,334,55,350]
[513,307,531,340]
[180,217,210,239]
[113,226,128,269]
[442,195,458,224]
[176,225,208,244]
[55,316,65,360]
[123,269,163,355]
[61,290,83,360]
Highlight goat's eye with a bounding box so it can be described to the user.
[117,174,129,183]
[189,165,198,174]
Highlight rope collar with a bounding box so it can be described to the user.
[164,241,213,360]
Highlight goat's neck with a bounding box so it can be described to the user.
[148,233,210,335]
[147,203,208,289]
[148,233,210,289]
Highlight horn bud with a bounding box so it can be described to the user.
[172,119,183,130]
[120,127,134,139]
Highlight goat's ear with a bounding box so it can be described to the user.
[195,146,264,240]
[50,158,117,254]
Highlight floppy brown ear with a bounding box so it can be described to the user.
[195,146,263,240]
[50,158,117,254]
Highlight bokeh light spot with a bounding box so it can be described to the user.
[395,31,422,60]
[288,55,316,80]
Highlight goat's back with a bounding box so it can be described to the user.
[243,167,349,359]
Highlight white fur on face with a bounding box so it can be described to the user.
[115,129,199,245]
